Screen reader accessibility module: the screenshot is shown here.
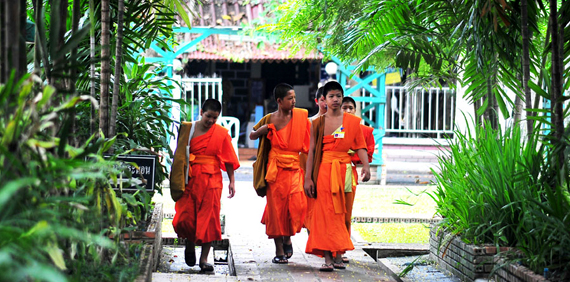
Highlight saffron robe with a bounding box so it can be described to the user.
[258,108,310,238]
[305,113,367,257]
[345,124,375,234]
[172,123,240,245]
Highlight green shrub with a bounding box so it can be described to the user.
[0,75,143,281]
[431,121,570,276]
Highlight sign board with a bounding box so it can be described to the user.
[107,155,157,192]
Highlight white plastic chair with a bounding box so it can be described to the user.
[217,116,240,159]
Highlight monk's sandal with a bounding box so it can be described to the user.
[319,263,334,272]
[199,262,214,272]
[272,255,288,264]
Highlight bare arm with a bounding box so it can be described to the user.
[356,148,371,182]
[304,124,316,198]
[249,124,269,140]
[225,163,235,198]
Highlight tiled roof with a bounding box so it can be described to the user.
[191,0,272,27]
[176,0,321,62]
[184,39,322,62]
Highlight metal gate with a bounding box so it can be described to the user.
[181,76,223,121]
[384,86,455,139]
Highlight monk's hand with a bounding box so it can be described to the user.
[304,179,315,198]
[227,181,235,198]
[361,166,371,182]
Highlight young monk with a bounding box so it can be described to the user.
[170,99,240,272]
[340,96,376,263]
[302,86,326,232]
[304,81,371,272]
[311,86,327,120]
[250,83,310,264]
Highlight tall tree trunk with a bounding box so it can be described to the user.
[18,0,26,80]
[474,98,482,129]
[0,1,5,83]
[100,0,110,137]
[33,0,41,76]
[2,1,20,84]
[521,0,533,138]
[70,0,80,146]
[89,0,96,136]
[549,0,563,142]
[484,78,498,130]
[109,0,125,141]
[49,0,67,88]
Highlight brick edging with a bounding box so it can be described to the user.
[429,226,550,282]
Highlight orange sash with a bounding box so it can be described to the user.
[321,151,351,214]
[265,148,300,183]
[188,154,219,178]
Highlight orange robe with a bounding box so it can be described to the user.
[345,124,375,234]
[259,108,310,238]
[172,124,240,245]
[305,113,366,257]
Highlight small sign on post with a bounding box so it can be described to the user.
[107,155,157,192]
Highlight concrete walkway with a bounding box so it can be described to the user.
[153,181,396,281]
[152,148,445,281]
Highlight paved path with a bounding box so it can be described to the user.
[154,181,396,281]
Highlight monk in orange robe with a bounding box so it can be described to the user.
[340,96,376,263]
[250,83,310,264]
[171,99,240,272]
[304,81,371,272]
[302,87,326,232]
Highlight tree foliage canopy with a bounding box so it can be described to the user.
[267,0,569,132]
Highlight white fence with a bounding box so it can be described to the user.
[383,86,455,139]
[181,76,223,121]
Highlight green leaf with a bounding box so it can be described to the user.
[1,121,16,146]
[54,24,91,61]
[494,89,509,118]
[45,242,67,270]
[121,194,139,206]
[476,98,489,116]
[38,85,56,109]
[22,220,50,238]
[0,178,38,209]
[528,81,549,99]
[16,262,67,282]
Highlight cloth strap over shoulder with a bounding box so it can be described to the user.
[311,115,325,190]
[252,115,272,197]
[184,124,196,185]
[170,122,193,202]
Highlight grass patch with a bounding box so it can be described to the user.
[353,186,437,216]
[353,223,430,243]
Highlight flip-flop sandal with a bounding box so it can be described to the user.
[333,262,346,269]
[319,263,334,272]
[184,242,196,266]
[272,255,289,264]
[342,256,349,263]
[199,262,214,272]
[283,243,293,259]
